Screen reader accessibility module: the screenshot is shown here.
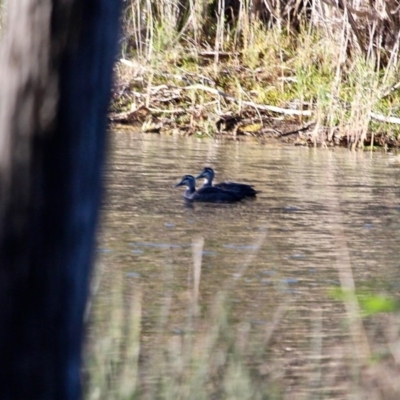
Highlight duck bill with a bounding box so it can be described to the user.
[195,172,205,180]
[175,180,185,187]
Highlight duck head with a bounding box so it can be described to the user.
[175,175,196,190]
[196,167,215,184]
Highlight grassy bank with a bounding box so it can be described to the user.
[111,0,400,148]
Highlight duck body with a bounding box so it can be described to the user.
[196,167,258,198]
[175,175,245,203]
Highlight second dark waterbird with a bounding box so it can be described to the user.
[196,167,258,198]
[175,175,246,203]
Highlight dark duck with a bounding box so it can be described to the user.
[175,175,245,203]
[196,167,258,198]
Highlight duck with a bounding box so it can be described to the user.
[196,167,258,198]
[175,175,245,203]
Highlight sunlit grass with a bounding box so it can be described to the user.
[113,0,400,146]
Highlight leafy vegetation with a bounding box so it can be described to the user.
[111,0,400,147]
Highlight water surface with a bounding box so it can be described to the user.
[88,131,400,399]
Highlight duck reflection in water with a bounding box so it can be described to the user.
[196,167,258,198]
[175,175,246,203]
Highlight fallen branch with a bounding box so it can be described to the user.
[183,84,313,116]
[148,107,186,114]
[279,122,316,137]
[370,112,400,124]
[113,72,400,128]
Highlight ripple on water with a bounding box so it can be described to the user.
[95,132,400,399]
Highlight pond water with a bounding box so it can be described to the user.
[87,130,400,400]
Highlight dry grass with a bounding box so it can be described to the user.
[85,234,400,399]
[112,0,400,147]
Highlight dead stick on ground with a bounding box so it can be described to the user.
[116,65,400,126]
[279,122,316,137]
[185,84,400,124]
[370,112,400,124]
[183,84,313,116]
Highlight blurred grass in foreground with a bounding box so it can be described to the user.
[85,235,400,400]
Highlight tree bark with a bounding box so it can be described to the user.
[0,1,121,398]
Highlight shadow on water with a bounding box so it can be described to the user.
[86,130,400,399]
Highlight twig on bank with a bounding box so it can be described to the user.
[370,112,400,124]
[114,65,400,129]
[198,51,239,59]
[148,107,186,114]
[183,84,313,116]
[380,81,400,99]
[185,84,400,125]
[279,122,316,137]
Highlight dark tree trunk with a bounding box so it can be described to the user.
[0,1,121,399]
